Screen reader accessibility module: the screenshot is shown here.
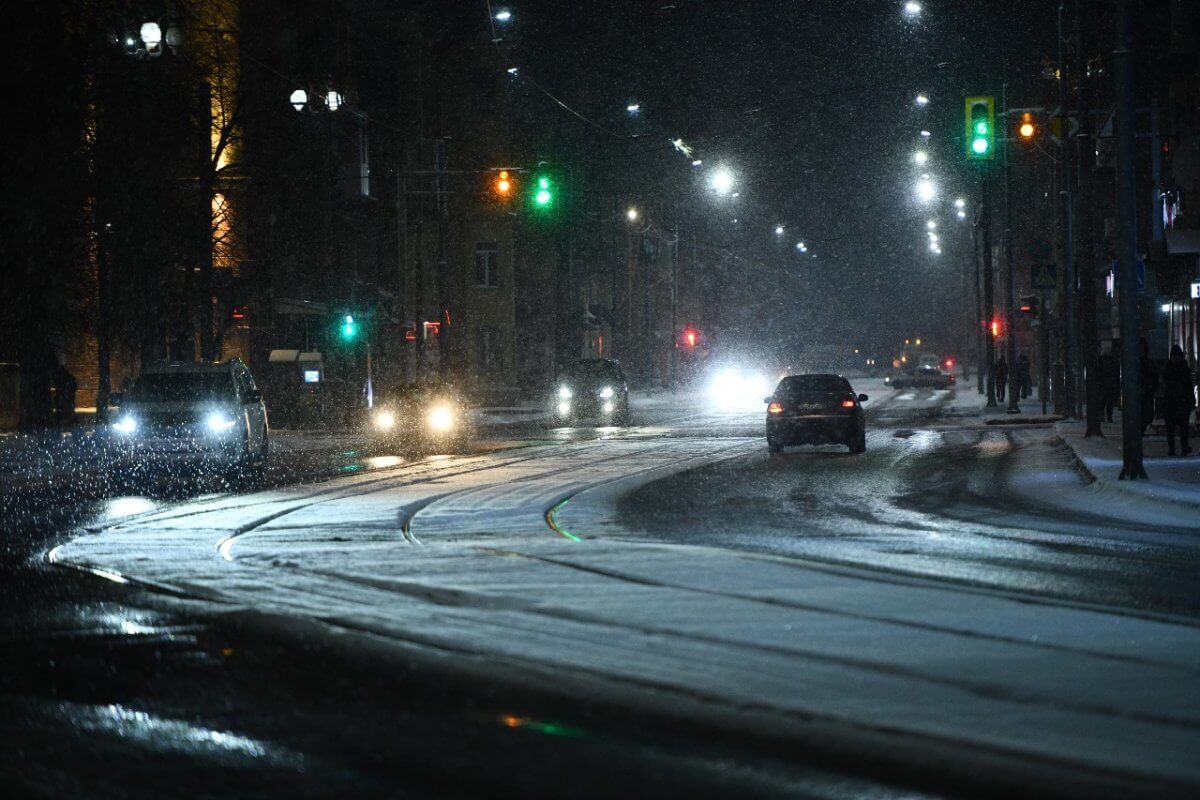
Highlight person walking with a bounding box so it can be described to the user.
[1161,345,1195,456]
[1015,354,1031,399]
[1139,338,1159,436]
[1097,344,1120,423]
[994,355,1009,403]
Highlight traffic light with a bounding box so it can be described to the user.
[532,173,554,209]
[493,169,514,198]
[1018,295,1039,318]
[681,328,699,349]
[989,317,1002,339]
[230,305,247,322]
[1017,111,1036,141]
[340,314,359,342]
[965,96,995,161]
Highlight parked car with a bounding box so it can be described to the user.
[107,359,269,481]
[891,365,956,389]
[765,374,868,454]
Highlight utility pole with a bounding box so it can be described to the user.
[434,137,451,379]
[1003,74,1020,413]
[981,167,997,407]
[669,223,679,390]
[1076,0,1103,436]
[974,215,984,394]
[1114,0,1146,480]
[1057,1,1077,418]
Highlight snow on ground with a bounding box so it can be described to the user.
[1057,419,1200,510]
[47,393,1200,790]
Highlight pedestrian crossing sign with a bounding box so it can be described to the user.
[1031,263,1056,290]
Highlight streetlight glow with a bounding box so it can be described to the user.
[139,21,163,49]
[494,9,512,22]
[957,209,967,220]
[626,102,641,115]
[904,2,922,15]
[916,174,936,203]
[915,93,929,106]
[709,167,734,195]
[926,220,937,230]
[289,88,308,112]
[775,225,785,236]
[920,130,931,138]
[954,197,966,208]
[326,90,343,111]
[626,207,639,222]
[913,151,928,165]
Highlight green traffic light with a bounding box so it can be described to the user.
[341,314,358,341]
[533,175,553,207]
[971,137,989,154]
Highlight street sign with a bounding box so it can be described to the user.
[1191,281,1200,300]
[1030,262,1057,290]
[1048,107,1079,145]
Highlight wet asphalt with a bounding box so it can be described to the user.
[2,394,1193,799]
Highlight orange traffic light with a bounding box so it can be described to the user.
[494,170,513,196]
[1017,112,1036,140]
[990,318,1002,338]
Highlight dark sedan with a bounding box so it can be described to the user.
[765,374,867,454]
[890,365,955,389]
[553,359,632,425]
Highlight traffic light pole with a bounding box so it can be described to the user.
[1076,0,1103,437]
[980,166,997,408]
[1114,0,1147,479]
[1002,77,1020,414]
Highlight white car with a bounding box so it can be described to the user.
[108,359,269,479]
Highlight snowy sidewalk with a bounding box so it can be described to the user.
[1056,417,1200,510]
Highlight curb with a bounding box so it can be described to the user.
[1053,421,1200,512]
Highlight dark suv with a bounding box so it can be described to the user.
[765,374,867,454]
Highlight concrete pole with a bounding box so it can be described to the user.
[982,167,997,408]
[1077,0,1103,436]
[1003,76,1020,413]
[1114,0,1147,480]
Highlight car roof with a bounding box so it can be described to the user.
[140,360,238,375]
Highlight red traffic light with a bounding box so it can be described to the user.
[681,328,699,348]
[231,305,247,321]
[990,318,1002,338]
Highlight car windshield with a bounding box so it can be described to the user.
[562,362,619,385]
[127,372,236,402]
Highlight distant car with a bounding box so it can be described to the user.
[765,374,867,454]
[891,365,955,389]
[367,382,473,454]
[553,359,631,425]
[107,359,269,479]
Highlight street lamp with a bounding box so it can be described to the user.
[626,101,641,115]
[915,93,929,107]
[626,207,639,222]
[290,88,308,112]
[913,151,928,165]
[920,130,931,139]
[926,220,937,230]
[325,90,343,111]
[775,224,785,236]
[954,197,965,208]
[709,166,734,195]
[494,8,512,22]
[796,241,807,253]
[139,21,162,53]
[903,2,922,16]
[916,174,936,203]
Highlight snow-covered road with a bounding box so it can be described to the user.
[45,385,1200,796]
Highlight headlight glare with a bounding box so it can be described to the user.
[206,412,237,434]
[111,415,138,434]
[373,410,396,430]
[599,386,614,399]
[558,385,573,400]
[428,405,455,433]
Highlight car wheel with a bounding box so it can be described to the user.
[767,435,783,454]
[849,429,867,454]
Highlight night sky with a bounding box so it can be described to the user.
[503,0,1059,354]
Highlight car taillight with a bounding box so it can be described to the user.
[841,399,856,408]
[767,402,783,414]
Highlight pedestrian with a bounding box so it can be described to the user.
[1097,344,1120,423]
[1139,338,1158,435]
[1015,354,1031,399]
[1161,344,1195,457]
[994,355,1008,402]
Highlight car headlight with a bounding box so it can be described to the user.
[599,386,614,399]
[427,405,455,433]
[111,415,138,435]
[558,385,573,400]
[557,401,571,417]
[602,401,614,414]
[206,412,238,434]
[373,410,396,430]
